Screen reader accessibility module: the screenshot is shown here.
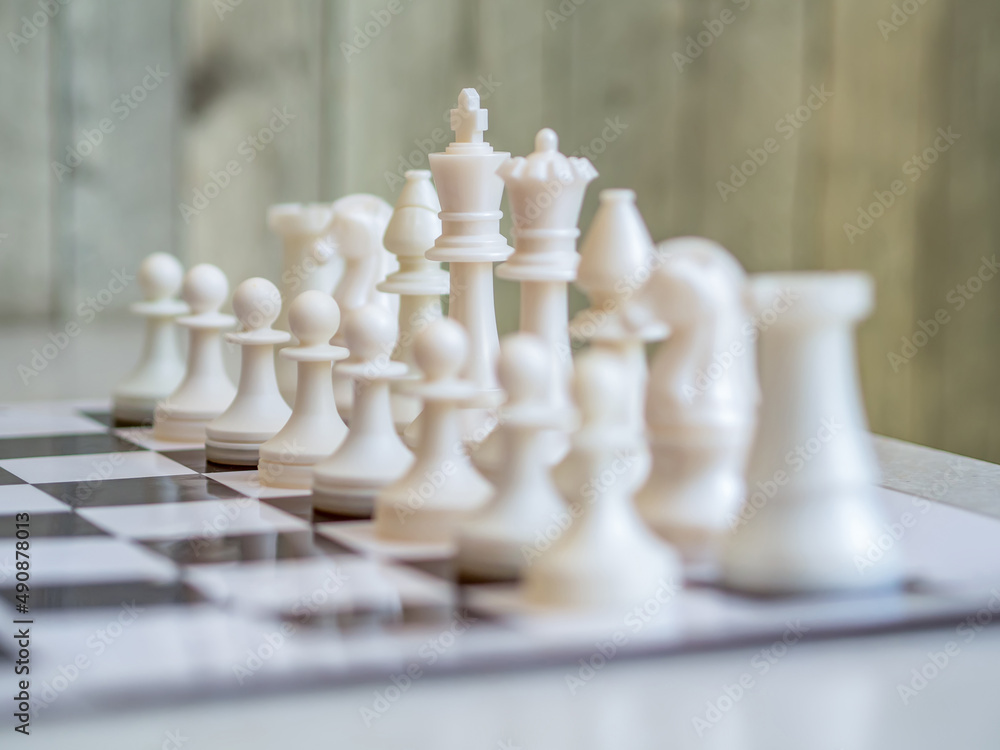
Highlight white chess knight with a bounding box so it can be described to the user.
[427,88,513,443]
[153,264,237,442]
[628,238,758,561]
[376,170,448,433]
[523,348,682,611]
[721,271,903,594]
[327,194,397,422]
[312,304,415,516]
[571,189,668,442]
[113,253,188,425]
[472,128,596,479]
[456,334,572,581]
[268,202,340,404]
[258,291,349,489]
[373,318,493,544]
[205,278,292,465]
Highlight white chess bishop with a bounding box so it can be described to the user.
[376,170,448,433]
[327,194,397,422]
[427,88,513,443]
[268,202,340,404]
[523,348,681,611]
[721,271,903,594]
[113,252,188,425]
[630,238,758,561]
[456,334,571,582]
[471,128,596,479]
[205,278,291,465]
[571,189,668,440]
[373,318,493,544]
[258,291,349,489]
[153,263,237,442]
[312,304,414,516]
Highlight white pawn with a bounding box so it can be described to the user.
[456,334,570,582]
[373,318,492,544]
[721,272,903,594]
[523,349,681,611]
[312,305,414,516]
[205,278,292,465]
[153,264,236,442]
[113,253,188,424]
[258,291,348,489]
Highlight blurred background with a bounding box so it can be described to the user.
[1,0,998,462]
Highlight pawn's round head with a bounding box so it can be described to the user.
[573,349,627,426]
[233,277,282,332]
[498,333,551,404]
[415,318,467,381]
[288,290,340,346]
[344,304,397,363]
[182,263,229,315]
[138,253,184,302]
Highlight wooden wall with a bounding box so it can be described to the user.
[2,0,999,463]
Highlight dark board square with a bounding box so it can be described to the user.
[37,475,247,508]
[161,450,249,474]
[0,433,144,460]
[0,580,204,610]
[0,468,24,485]
[0,512,107,538]
[143,529,318,566]
[81,411,114,427]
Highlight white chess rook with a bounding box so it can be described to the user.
[328,194,396,423]
[374,318,492,544]
[456,334,571,581]
[258,291,349,489]
[113,253,187,425]
[153,264,236,443]
[523,349,681,611]
[721,271,903,594]
[312,304,415,515]
[377,170,448,433]
[205,278,292,465]
[268,202,341,404]
[427,88,513,442]
[632,238,758,561]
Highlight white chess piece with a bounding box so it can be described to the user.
[205,278,292,465]
[571,189,667,438]
[268,202,340,404]
[456,334,571,581]
[113,253,187,425]
[258,291,349,489]
[153,264,236,443]
[377,170,448,433]
[427,88,513,442]
[523,349,682,611]
[312,305,415,516]
[630,238,758,561]
[721,271,903,594]
[373,318,492,544]
[327,194,397,422]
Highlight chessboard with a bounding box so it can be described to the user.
[2,399,1000,720]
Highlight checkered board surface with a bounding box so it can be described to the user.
[2,400,999,718]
